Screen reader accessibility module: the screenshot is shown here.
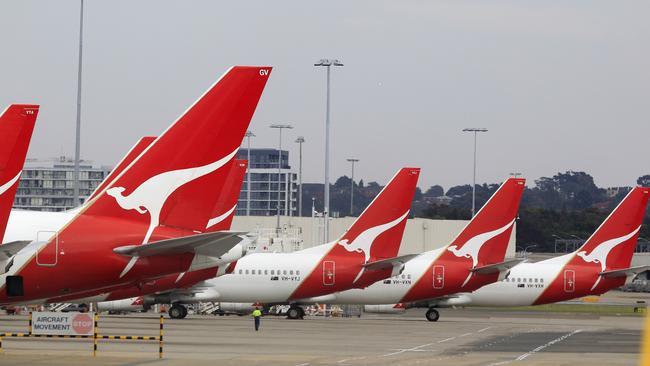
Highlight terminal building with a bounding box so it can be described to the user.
[13,157,111,211]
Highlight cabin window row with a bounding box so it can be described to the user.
[238,269,300,276]
[505,277,543,283]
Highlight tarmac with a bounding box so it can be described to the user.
[0,305,644,366]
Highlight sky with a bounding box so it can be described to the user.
[1,1,648,191]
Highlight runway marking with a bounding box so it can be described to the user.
[483,329,583,366]
[381,342,435,357]
[438,337,456,343]
[295,363,310,366]
[477,326,492,333]
[459,332,472,337]
[337,356,366,363]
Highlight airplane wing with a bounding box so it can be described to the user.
[599,265,650,278]
[0,241,31,260]
[470,258,524,275]
[113,231,245,258]
[362,254,419,271]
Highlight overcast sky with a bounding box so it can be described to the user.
[1,1,648,190]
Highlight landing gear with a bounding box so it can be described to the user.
[425,308,439,322]
[286,306,304,320]
[169,304,188,319]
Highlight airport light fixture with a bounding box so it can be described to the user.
[270,124,293,232]
[315,58,343,242]
[295,136,305,217]
[462,128,488,217]
[347,158,359,216]
[73,0,85,206]
[245,130,255,216]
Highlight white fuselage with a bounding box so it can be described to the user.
[3,209,76,243]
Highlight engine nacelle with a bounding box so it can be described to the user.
[363,304,406,314]
[98,297,146,313]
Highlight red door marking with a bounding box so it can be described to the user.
[36,231,58,266]
[433,265,444,289]
[564,270,575,293]
[323,261,335,286]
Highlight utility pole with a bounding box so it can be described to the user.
[295,136,305,217]
[73,0,85,207]
[462,128,488,217]
[270,124,293,233]
[346,158,359,216]
[245,130,255,216]
[314,59,343,242]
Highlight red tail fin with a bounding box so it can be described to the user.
[205,159,247,232]
[573,186,650,271]
[65,66,272,244]
[336,167,421,262]
[0,104,39,241]
[88,136,156,201]
[444,178,526,267]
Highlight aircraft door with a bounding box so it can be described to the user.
[36,231,58,266]
[563,270,575,293]
[433,265,444,289]
[323,261,335,286]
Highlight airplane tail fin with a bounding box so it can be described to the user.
[445,178,526,267]
[205,159,247,232]
[88,136,156,201]
[573,186,650,271]
[0,104,39,241]
[63,66,271,244]
[336,167,420,262]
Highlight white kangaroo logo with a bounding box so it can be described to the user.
[205,204,237,229]
[576,226,640,290]
[0,172,21,196]
[337,211,409,283]
[107,149,237,278]
[447,219,516,287]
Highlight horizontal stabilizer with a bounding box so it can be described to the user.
[113,231,245,258]
[470,258,524,274]
[362,254,419,271]
[0,241,31,261]
[599,265,650,278]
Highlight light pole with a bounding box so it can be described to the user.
[245,130,255,216]
[315,58,343,242]
[295,137,305,217]
[462,128,488,217]
[270,124,293,233]
[346,158,359,216]
[73,0,85,206]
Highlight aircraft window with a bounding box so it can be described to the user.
[517,278,521,282]
[264,270,268,275]
[290,270,294,275]
[534,278,538,283]
[401,274,405,279]
[283,270,287,275]
[251,270,255,275]
[271,270,275,275]
[297,270,300,275]
[540,278,544,283]
[407,274,411,279]
[245,269,249,275]
[523,278,527,283]
[238,269,242,275]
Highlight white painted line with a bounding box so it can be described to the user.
[438,337,456,343]
[295,363,310,366]
[337,356,366,363]
[459,332,472,337]
[484,329,583,366]
[381,342,435,357]
[477,326,492,333]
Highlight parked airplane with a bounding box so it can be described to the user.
[323,177,525,321]
[439,186,650,308]
[98,167,421,318]
[0,104,39,242]
[0,66,271,305]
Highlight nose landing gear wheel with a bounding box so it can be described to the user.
[425,308,439,322]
